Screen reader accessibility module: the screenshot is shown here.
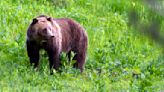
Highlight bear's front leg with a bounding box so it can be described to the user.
[26,40,40,69]
[47,49,60,75]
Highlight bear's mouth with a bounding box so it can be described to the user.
[41,40,47,43]
[40,38,49,43]
[41,38,51,43]
[40,36,54,44]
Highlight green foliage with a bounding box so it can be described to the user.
[0,0,164,91]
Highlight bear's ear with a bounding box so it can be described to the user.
[32,18,38,25]
[47,17,52,21]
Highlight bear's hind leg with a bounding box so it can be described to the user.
[73,52,86,73]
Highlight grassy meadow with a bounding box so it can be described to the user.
[0,0,164,91]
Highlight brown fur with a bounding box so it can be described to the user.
[26,15,88,74]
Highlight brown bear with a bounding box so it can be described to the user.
[26,15,88,74]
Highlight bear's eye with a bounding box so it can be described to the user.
[43,28,47,34]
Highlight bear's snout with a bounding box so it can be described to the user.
[46,29,54,38]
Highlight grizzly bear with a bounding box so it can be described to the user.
[26,15,88,74]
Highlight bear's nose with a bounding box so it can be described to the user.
[51,36,54,38]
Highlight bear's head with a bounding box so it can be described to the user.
[27,15,55,42]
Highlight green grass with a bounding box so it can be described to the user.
[0,0,164,91]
